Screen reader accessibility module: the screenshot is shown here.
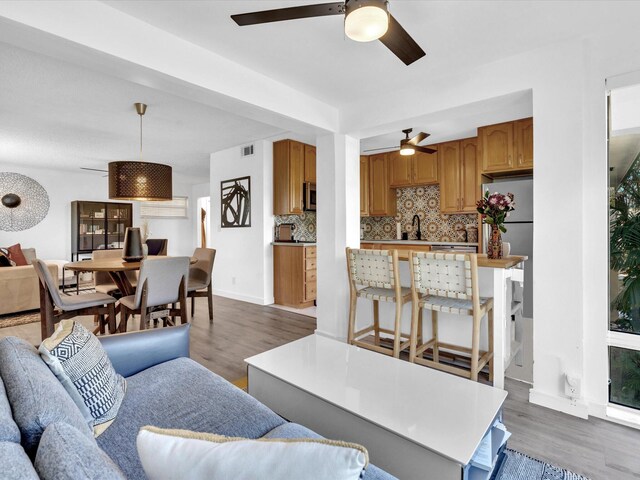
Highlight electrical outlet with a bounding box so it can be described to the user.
[565,374,581,398]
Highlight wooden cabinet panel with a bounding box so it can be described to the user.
[479,122,514,174]
[439,141,462,213]
[390,151,413,187]
[304,144,316,183]
[413,151,438,185]
[304,282,317,302]
[360,156,370,216]
[369,154,396,217]
[305,258,317,270]
[514,118,533,169]
[289,142,304,214]
[305,270,317,282]
[305,246,317,258]
[274,245,316,308]
[460,138,479,213]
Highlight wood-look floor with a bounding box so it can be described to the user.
[2,296,639,479]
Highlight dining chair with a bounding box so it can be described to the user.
[118,256,189,331]
[145,239,168,256]
[93,248,137,295]
[187,248,216,322]
[408,251,494,382]
[32,259,117,340]
[346,247,412,358]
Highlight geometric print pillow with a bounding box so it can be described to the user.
[38,320,126,437]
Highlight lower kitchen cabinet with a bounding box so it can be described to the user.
[274,245,317,308]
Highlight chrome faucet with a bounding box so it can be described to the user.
[412,214,422,240]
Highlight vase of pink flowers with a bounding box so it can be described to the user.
[476,190,516,259]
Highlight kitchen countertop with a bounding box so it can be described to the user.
[361,240,478,246]
[272,242,317,246]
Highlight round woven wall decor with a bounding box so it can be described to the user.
[0,172,50,232]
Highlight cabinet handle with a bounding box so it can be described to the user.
[461,196,464,209]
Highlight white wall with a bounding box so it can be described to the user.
[209,141,274,305]
[0,162,199,258]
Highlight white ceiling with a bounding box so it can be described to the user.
[103,0,623,107]
[0,41,283,180]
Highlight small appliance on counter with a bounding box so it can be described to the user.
[304,182,316,211]
[275,223,296,242]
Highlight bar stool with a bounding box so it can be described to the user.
[408,251,494,382]
[346,248,412,358]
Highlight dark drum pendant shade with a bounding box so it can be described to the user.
[108,161,173,201]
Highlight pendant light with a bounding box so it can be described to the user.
[109,103,173,201]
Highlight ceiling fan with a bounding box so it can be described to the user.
[364,129,437,155]
[80,167,108,177]
[231,0,426,66]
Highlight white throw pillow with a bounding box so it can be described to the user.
[137,426,368,480]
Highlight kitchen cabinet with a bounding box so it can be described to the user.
[439,138,479,214]
[273,139,305,215]
[304,144,316,183]
[479,117,533,175]
[368,153,396,217]
[390,150,438,187]
[360,156,370,216]
[514,117,533,169]
[274,245,316,308]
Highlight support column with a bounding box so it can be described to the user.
[315,133,360,340]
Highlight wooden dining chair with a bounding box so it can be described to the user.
[187,248,216,322]
[117,256,189,331]
[93,249,137,295]
[32,259,117,340]
[408,251,494,382]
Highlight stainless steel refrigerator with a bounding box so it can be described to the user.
[482,178,533,319]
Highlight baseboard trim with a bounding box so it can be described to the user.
[529,388,589,419]
[212,288,272,306]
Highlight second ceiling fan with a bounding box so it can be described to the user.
[231,0,426,66]
[365,129,437,156]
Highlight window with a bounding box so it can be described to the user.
[140,196,188,218]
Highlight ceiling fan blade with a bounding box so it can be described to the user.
[415,145,437,154]
[363,146,398,153]
[80,167,108,173]
[407,131,429,146]
[231,2,345,26]
[379,14,426,66]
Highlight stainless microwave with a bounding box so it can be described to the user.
[304,182,316,211]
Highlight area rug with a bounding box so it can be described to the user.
[494,449,590,480]
[0,310,41,329]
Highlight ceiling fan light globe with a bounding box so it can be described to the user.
[400,146,415,156]
[345,5,389,42]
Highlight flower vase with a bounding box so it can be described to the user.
[487,224,503,260]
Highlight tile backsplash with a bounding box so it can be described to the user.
[361,185,478,242]
[274,212,317,242]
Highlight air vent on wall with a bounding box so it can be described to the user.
[241,144,254,157]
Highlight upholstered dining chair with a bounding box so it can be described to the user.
[32,259,117,340]
[187,248,216,322]
[93,248,137,295]
[346,248,412,358]
[117,256,189,332]
[145,239,168,256]
[408,251,494,382]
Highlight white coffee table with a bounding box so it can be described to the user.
[246,334,509,480]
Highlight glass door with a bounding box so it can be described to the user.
[608,83,640,412]
[106,203,130,249]
[78,202,105,252]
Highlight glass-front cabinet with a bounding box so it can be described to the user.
[71,201,132,260]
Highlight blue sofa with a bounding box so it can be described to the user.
[0,325,395,479]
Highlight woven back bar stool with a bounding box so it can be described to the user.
[408,251,494,382]
[346,248,412,358]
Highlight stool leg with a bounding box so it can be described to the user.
[488,307,494,383]
[432,310,439,363]
[347,292,357,345]
[393,301,402,358]
[470,310,481,382]
[373,300,380,345]
[409,301,420,362]
[417,307,423,345]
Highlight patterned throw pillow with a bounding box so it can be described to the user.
[38,320,126,436]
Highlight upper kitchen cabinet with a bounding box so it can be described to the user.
[479,117,533,176]
[439,138,479,214]
[390,150,438,187]
[273,139,305,215]
[369,153,396,217]
[360,156,370,216]
[304,144,316,183]
[514,117,534,169]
